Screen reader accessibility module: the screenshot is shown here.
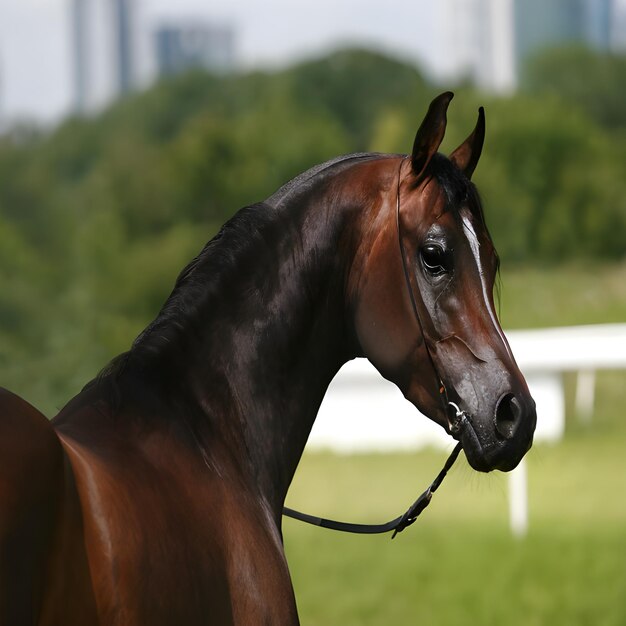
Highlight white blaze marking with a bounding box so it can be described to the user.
[460,212,514,362]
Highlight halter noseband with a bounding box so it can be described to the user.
[282,157,464,538]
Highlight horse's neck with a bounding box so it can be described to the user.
[116,156,395,516]
[181,191,359,514]
[219,200,355,511]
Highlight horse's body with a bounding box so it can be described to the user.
[0,94,536,624]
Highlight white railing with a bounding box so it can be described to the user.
[305,324,626,536]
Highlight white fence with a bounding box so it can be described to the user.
[305,324,626,535]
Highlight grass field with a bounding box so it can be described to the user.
[283,263,626,625]
[497,262,626,329]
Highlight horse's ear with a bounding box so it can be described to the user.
[449,107,485,179]
[411,91,454,178]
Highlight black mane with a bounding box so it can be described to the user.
[266,152,386,207]
[135,152,387,353]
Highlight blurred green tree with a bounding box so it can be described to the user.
[523,45,626,131]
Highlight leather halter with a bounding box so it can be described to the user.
[282,158,464,538]
[395,157,471,437]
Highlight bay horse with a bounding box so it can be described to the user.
[0,92,535,625]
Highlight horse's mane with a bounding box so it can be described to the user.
[265,152,385,207]
[134,152,386,351]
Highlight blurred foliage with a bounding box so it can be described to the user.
[0,47,624,412]
[523,45,626,131]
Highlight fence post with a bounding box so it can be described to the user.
[508,457,528,538]
[575,369,596,424]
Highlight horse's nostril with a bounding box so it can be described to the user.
[494,393,521,440]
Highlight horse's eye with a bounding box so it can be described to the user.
[421,244,449,276]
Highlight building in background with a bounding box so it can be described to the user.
[71,0,138,114]
[63,0,626,115]
[0,52,4,131]
[585,0,613,49]
[514,0,616,70]
[113,0,135,95]
[71,0,88,112]
[154,23,235,78]
[433,0,626,93]
[610,0,626,50]
[436,0,516,93]
[70,1,235,113]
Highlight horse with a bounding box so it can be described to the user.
[0,92,536,625]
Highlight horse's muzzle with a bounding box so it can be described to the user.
[453,395,536,472]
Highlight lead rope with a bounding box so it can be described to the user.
[283,441,462,538]
[282,158,464,538]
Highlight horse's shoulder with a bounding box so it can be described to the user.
[0,387,65,527]
[0,385,47,416]
[0,386,62,466]
[0,388,97,623]
[0,386,62,529]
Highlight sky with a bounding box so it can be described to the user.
[0,0,439,124]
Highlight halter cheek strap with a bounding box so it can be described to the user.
[395,159,447,400]
[282,158,464,538]
[395,157,468,426]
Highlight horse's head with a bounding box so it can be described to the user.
[352,92,536,472]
